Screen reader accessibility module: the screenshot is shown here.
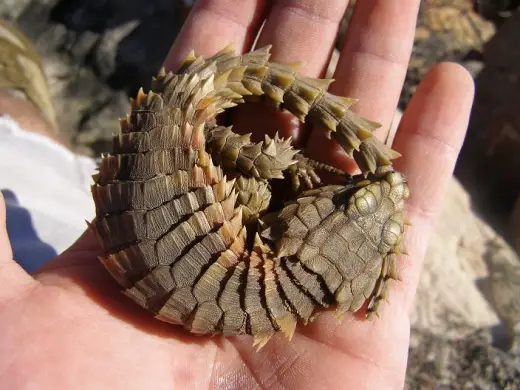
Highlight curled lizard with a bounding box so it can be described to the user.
[90,44,410,350]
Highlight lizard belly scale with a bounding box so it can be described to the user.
[91,44,410,348]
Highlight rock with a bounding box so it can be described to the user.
[486,239,520,348]
[50,0,190,93]
[92,20,139,79]
[406,328,520,389]
[413,176,501,338]
[66,30,99,63]
[512,196,520,251]
[0,0,33,20]
[334,1,496,110]
[409,167,520,388]
[401,0,496,107]
[475,0,520,21]
[0,0,191,155]
[455,10,520,233]
[74,91,130,155]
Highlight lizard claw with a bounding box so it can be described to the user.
[289,157,322,191]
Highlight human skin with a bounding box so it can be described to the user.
[0,91,66,147]
[0,1,474,389]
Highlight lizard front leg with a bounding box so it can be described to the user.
[288,154,356,192]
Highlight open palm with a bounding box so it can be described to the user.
[0,1,474,389]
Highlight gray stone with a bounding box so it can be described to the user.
[406,328,520,389]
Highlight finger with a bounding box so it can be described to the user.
[305,0,420,171]
[234,0,350,144]
[163,0,269,71]
[256,0,349,77]
[392,62,475,311]
[0,192,36,304]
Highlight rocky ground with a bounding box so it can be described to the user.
[1,0,520,387]
[1,0,192,155]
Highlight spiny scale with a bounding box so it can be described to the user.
[91,44,410,350]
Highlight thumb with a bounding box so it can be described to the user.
[0,192,36,304]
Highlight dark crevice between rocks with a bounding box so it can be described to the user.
[454,11,520,247]
[50,0,189,95]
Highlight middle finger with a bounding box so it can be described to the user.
[256,0,350,77]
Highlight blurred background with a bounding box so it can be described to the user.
[1,0,519,387]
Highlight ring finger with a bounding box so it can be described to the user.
[305,0,420,172]
[233,0,350,145]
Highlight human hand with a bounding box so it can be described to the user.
[0,1,474,388]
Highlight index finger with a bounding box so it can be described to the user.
[163,0,269,71]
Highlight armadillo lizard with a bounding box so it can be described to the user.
[90,44,410,349]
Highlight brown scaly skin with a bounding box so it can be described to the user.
[90,44,410,350]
